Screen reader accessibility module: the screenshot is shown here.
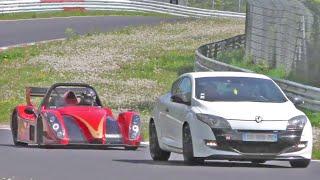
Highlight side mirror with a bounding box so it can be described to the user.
[171,93,191,106]
[24,107,35,115]
[290,97,304,106]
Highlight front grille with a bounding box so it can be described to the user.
[63,116,86,143]
[212,129,302,155]
[222,141,293,154]
[106,117,123,144]
[106,117,121,134]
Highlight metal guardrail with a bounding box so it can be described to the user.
[195,34,320,112]
[0,0,245,18]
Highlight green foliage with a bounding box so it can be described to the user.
[116,51,194,91]
[0,44,65,123]
[218,49,288,79]
[301,108,320,127]
[313,150,320,159]
[0,46,40,63]
[0,64,66,123]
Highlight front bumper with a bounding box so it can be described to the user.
[190,121,312,160]
[212,129,305,155]
[206,154,309,161]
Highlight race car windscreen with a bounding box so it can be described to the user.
[195,77,287,103]
[47,86,99,108]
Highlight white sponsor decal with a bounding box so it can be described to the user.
[105,134,122,138]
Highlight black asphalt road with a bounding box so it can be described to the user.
[0,16,176,47]
[0,129,319,180]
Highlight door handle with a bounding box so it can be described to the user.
[165,108,169,113]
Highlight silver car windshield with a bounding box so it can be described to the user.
[195,77,287,103]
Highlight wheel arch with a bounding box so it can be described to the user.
[149,117,166,150]
[11,107,18,129]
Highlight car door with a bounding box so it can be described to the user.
[164,77,192,148]
[159,78,181,147]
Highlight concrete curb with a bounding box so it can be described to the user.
[0,38,66,53]
[0,125,10,130]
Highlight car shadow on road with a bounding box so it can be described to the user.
[0,143,147,151]
[113,159,290,168]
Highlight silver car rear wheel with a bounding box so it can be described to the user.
[149,120,171,161]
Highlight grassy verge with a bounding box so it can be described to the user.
[0,10,173,20]
[313,150,320,159]
[113,51,194,139]
[0,17,244,142]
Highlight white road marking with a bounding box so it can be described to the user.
[140,141,149,145]
[0,125,10,130]
[0,38,65,52]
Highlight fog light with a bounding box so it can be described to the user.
[205,140,217,147]
[57,131,64,138]
[52,123,60,131]
[297,143,307,148]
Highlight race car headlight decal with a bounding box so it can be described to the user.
[196,114,231,129]
[286,115,307,130]
[46,113,65,139]
[129,115,140,140]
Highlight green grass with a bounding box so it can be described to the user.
[218,49,287,79]
[302,108,320,127]
[0,43,68,124]
[0,46,40,63]
[111,51,194,140]
[116,51,194,90]
[313,150,320,159]
[0,10,173,20]
[0,43,195,127]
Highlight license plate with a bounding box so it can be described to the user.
[242,133,278,142]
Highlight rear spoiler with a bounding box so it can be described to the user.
[26,87,48,106]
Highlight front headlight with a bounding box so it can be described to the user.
[287,115,307,130]
[46,113,65,139]
[196,114,231,129]
[129,115,140,140]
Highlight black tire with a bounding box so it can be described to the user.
[11,111,27,146]
[183,124,204,165]
[251,160,266,164]
[290,159,310,168]
[149,120,171,161]
[125,146,138,151]
[36,118,44,147]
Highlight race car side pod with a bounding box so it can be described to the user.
[118,111,142,146]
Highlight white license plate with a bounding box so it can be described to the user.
[242,133,278,142]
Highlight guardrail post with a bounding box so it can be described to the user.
[214,43,218,58]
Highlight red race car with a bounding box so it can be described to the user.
[10,83,141,150]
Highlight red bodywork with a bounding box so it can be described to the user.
[11,84,142,148]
